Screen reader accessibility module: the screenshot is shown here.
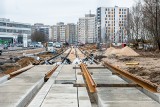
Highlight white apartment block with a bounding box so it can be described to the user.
[97,6,129,44]
[0,18,31,44]
[66,23,76,44]
[86,14,97,43]
[51,25,58,42]
[78,18,86,44]
[52,22,76,44]
[58,22,66,43]
[78,14,97,44]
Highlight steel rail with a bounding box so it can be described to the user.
[78,48,99,64]
[40,48,68,65]
[80,63,96,93]
[44,48,72,81]
[104,61,160,93]
[44,65,59,81]
[9,64,34,79]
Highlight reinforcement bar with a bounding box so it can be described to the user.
[80,63,96,93]
[104,61,160,93]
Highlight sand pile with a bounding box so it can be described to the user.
[120,46,139,56]
[105,46,139,56]
[105,47,115,55]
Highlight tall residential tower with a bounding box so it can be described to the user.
[78,14,97,44]
[97,6,129,44]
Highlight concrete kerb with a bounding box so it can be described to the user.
[28,65,63,107]
[0,75,10,84]
[28,79,55,107]
[15,78,44,107]
[93,93,103,107]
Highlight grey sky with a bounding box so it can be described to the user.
[0,0,135,25]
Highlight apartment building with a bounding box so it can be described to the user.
[97,6,129,44]
[0,18,31,44]
[78,14,96,44]
[56,22,66,43]
[66,23,76,44]
[51,25,58,42]
[32,23,52,42]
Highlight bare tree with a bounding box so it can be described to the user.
[129,0,160,50]
[143,0,160,49]
[31,31,47,42]
[130,1,143,40]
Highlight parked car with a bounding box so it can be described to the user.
[55,43,61,48]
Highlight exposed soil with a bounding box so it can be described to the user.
[0,48,64,77]
[102,50,160,85]
[81,45,160,85]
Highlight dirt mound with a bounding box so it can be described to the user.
[120,46,139,56]
[105,47,115,55]
[17,57,37,68]
[105,46,139,57]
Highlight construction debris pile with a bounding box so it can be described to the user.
[2,57,37,75]
[0,48,64,77]
[105,46,139,57]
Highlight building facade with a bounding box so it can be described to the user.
[56,22,66,43]
[32,23,52,42]
[0,18,31,45]
[97,6,129,44]
[51,25,58,42]
[66,23,76,44]
[78,14,96,44]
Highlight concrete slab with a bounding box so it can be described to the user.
[76,69,84,84]
[120,75,160,103]
[55,65,76,84]
[41,84,78,107]
[93,75,127,84]
[0,65,55,107]
[96,87,160,107]
[90,69,112,75]
[78,87,91,107]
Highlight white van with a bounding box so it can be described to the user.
[47,42,56,52]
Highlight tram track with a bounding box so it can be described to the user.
[0,47,160,107]
[0,47,71,83]
[77,47,160,106]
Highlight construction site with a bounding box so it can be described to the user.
[0,44,159,107]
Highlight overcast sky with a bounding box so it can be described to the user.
[0,0,136,25]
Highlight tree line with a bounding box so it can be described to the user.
[128,0,160,50]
